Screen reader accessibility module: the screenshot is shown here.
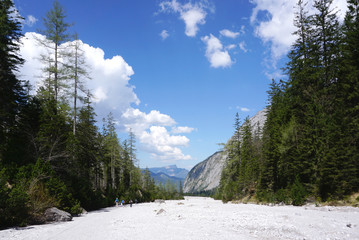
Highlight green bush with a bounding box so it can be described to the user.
[290,176,307,206]
[274,188,291,204]
[6,184,30,227]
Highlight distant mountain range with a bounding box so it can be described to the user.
[144,165,189,189]
[148,165,189,179]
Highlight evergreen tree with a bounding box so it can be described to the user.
[334,0,359,196]
[258,80,286,194]
[0,0,27,161]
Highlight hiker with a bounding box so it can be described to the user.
[129,199,133,207]
[121,199,125,206]
[115,197,119,207]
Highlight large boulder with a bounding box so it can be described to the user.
[44,207,72,222]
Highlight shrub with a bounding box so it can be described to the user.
[274,188,291,204]
[290,176,307,206]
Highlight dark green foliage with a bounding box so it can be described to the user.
[0,0,27,162]
[290,176,307,206]
[218,0,359,205]
[0,0,183,229]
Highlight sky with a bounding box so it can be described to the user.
[14,0,348,170]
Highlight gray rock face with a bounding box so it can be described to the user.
[44,207,72,222]
[183,151,227,193]
[183,109,267,194]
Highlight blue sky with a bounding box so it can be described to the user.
[14,0,348,170]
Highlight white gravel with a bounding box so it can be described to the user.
[1,196,358,240]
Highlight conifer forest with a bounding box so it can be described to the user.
[0,0,358,230]
[217,0,359,205]
[0,0,182,229]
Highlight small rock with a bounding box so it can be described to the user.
[157,209,166,215]
[346,223,352,228]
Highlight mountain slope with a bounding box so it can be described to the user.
[183,151,227,193]
[183,109,267,194]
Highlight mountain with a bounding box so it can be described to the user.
[143,165,189,190]
[149,172,184,188]
[183,151,227,193]
[183,109,267,194]
[148,165,189,179]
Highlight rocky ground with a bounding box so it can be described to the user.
[1,197,358,240]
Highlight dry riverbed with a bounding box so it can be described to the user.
[1,196,358,240]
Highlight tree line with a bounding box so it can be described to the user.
[0,0,182,229]
[217,0,359,205]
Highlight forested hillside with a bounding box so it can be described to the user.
[0,0,181,229]
[217,0,359,205]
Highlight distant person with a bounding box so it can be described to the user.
[122,199,125,206]
[135,199,138,204]
[129,199,133,207]
[115,197,119,207]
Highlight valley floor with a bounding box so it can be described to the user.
[1,196,358,240]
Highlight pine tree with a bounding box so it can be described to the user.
[258,80,286,194]
[334,0,359,196]
[239,117,255,194]
[0,0,27,160]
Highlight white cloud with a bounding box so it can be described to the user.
[122,108,192,162]
[159,0,213,37]
[201,34,233,68]
[25,15,37,27]
[18,32,193,163]
[172,126,196,134]
[160,30,169,40]
[225,44,237,50]
[220,29,240,38]
[239,41,248,53]
[250,0,348,61]
[240,107,250,112]
[122,108,176,132]
[143,131,192,161]
[19,32,138,117]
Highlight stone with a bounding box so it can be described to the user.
[44,207,72,222]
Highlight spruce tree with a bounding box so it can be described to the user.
[334,0,359,195]
[0,0,26,160]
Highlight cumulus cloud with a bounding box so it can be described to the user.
[141,126,191,161]
[25,15,38,27]
[220,29,240,38]
[19,32,139,118]
[160,30,169,40]
[18,32,193,163]
[122,108,176,132]
[121,108,192,162]
[159,0,214,37]
[250,0,348,61]
[172,126,196,134]
[201,34,233,68]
